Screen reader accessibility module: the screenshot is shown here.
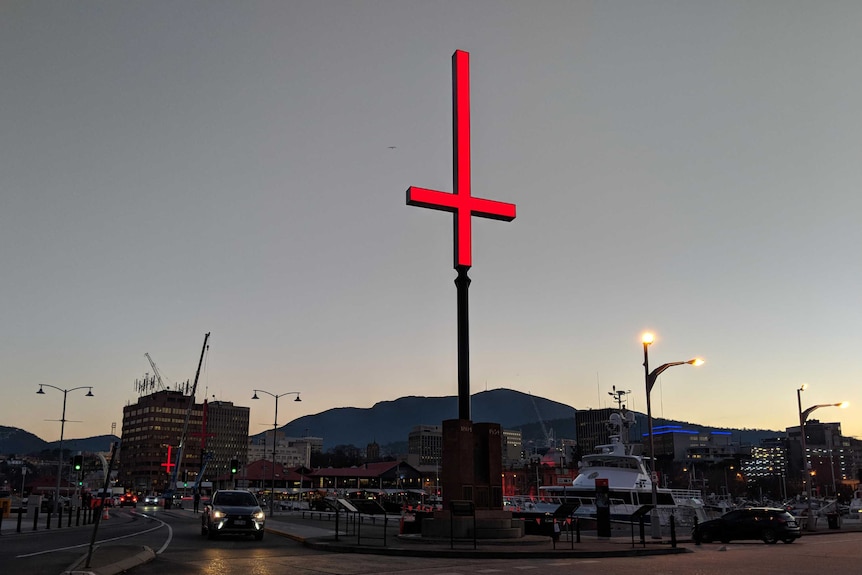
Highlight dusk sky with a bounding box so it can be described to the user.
[2,1,860,445]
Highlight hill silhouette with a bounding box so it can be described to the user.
[2,388,781,456]
[271,389,577,449]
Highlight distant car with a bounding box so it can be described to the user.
[143,494,159,506]
[201,489,265,540]
[695,507,801,544]
[119,493,138,507]
[40,496,71,512]
[90,491,113,509]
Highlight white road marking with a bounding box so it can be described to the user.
[16,513,170,558]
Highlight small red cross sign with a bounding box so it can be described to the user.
[161,445,176,474]
[407,50,516,269]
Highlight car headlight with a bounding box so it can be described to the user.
[253,510,265,520]
[212,510,226,519]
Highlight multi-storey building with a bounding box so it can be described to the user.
[200,400,250,482]
[786,420,860,497]
[502,428,522,468]
[247,432,319,468]
[407,425,442,467]
[120,391,252,493]
[574,408,616,454]
[119,390,203,493]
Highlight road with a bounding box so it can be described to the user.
[5,506,861,575]
[124,508,862,575]
[1,506,171,575]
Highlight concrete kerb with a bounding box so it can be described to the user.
[61,545,156,575]
[263,520,691,559]
[262,512,862,559]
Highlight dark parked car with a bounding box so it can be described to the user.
[201,490,265,540]
[695,507,801,544]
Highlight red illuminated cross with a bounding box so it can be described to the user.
[161,445,176,475]
[407,50,516,269]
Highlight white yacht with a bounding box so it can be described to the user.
[538,411,709,527]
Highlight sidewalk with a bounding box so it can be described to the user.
[264,511,690,558]
[260,509,862,559]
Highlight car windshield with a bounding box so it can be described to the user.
[214,492,257,507]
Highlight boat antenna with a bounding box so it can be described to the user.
[608,385,631,411]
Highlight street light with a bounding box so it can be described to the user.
[796,383,847,531]
[252,389,301,517]
[37,384,94,514]
[642,332,703,539]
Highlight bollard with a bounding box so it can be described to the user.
[670,514,677,548]
[639,515,645,544]
[575,517,581,543]
[33,507,39,531]
[46,507,51,530]
[17,506,24,533]
[693,516,701,546]
[76,507,81,526]
[68,505,72,527]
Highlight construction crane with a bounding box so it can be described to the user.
[529,392,555,450]
[144,353,168,391]
[164,332,210,500]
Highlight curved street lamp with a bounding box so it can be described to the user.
[642,332,703,539]
[796,383,847,531]
[37,384,94,514]
[252,389,301,517]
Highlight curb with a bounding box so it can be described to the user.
[265,526,690,558]
[62,545,156,575]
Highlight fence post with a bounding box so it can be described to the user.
[670,514,677,548]
[693,516,701,546]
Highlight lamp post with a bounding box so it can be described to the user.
[37,384,94,514]
[642,332,703,539]
[252,389,301,517]
[796,384,847,531]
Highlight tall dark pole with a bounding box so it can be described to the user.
[406,50,516,423]
[271,395,278,518]
[641,333,702,539]
[37,384,93,515]
[456,265,471,420]
[252,389,301,517]
[797,385,810,527]
[643,339,660,538]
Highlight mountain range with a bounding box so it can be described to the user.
[1,388,782,456]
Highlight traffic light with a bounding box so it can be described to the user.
[230,459,239,475]
[73,455,83,471]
